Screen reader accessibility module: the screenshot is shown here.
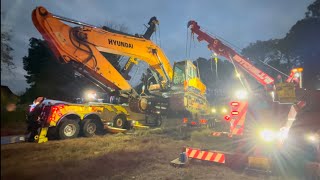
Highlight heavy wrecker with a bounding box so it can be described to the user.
[177,20,320,175]
[28,7,214,143]
[188,20,320,141]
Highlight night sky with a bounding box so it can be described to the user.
[1,0,313,93]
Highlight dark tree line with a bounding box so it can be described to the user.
[193,57,242,104]
[21,38,99,103]
[194,0,320,104]
[242,0,320,90]
[1,21,15,71]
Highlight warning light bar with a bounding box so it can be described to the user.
[200,119,207,124]
[230,102,239,106]
[183,118,188,123]
[231,111,239,115]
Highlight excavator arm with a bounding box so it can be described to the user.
[32,6,173,92]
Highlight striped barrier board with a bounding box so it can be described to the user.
[185,147,225,164]
[211,131,233,137]
[211,132,222,136]
[174,147,251,170]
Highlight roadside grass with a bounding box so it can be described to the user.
[190,128,234,151]
[1,116,302,180]
[1,134,182,179]
[2,133,290,180]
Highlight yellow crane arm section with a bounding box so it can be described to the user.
[32,6,173,91]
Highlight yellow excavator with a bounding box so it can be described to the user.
[32,6,210,124]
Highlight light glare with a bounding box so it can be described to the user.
[260,129,276,142]
[235,90,248,100]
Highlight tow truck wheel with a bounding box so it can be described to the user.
[113,115,127,129]
[58,119,80,139]
[82,119,102,137]
[154,115,163,127]
[206,119,215,129]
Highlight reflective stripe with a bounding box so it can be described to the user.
[230,101,248,135]
[185,148,226,164]
[201,151,209,160]
[189,149,198,157]
[205,152,213,161]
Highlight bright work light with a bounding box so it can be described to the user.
[260,129,276,142]
[235,90,248,100]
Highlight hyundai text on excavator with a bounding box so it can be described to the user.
[28,7,213,142]
[184,20,320,174]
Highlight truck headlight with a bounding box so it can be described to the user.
[306,134,319,144]
[277,127,289,141]
[260,129,276,142]
[235,90,248,100]
[221,107,228,114]
[85,91,97,100]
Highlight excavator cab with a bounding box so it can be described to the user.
[172,60,206,95]
[168,60,208,114]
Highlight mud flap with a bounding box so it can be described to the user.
[34,127,48,143]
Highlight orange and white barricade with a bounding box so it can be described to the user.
[180,147,249,170]
[185,147,226,164]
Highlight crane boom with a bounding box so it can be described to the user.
[188,20,274,87]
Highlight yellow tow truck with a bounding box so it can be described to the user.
[27,96,157,143]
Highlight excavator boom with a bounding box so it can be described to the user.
[32,6,173,92]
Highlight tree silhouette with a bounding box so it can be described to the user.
[21,38,99,103]
[1,26,15,71]
[305,0,320,18]
[242,0,320,89]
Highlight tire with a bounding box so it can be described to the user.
[155,116,162,127]
[113,115,127,129]
[58,119,80,140]
[206,119,215,129]
[145,115,163,127]
[81,119,103,137]
[27,130,38,142]
[47,127,58,140]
